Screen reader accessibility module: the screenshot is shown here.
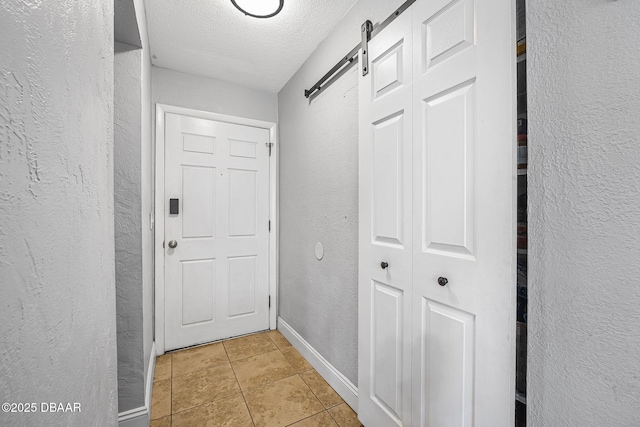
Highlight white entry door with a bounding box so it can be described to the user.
[164,113,271,351]
[359,0,515,425]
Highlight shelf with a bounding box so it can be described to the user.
[518,168,527,176]
[516,392,527,405]
[517,52,526,63]
[517,248,527,255]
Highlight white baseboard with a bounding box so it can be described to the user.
[277,317,358,412]
[118,341,156,426]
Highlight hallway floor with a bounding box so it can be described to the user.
[150,330,362,427]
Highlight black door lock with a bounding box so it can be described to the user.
[170,199,179,215]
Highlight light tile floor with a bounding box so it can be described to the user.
[150,330,363,427]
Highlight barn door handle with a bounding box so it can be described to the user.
[438,277,448,286]
[381,261,389,269]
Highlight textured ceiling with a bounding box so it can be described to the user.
[146,0,358,93]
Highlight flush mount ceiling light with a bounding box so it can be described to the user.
[231,0,284,18]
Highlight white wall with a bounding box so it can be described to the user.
[115,42,145,412]
[277,0,406,386]
[151,66,278,122]
[528,1,640,425]
[0,1,118,426]
[136,0,154,397]
[114,0,154,420]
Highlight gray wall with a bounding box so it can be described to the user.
[277,0,405,386]
[115,42,145,412]
[139,0,154,400]
[528,1,640,425]
[114,0,154,417]
[0,0,118,426]
[151,66,278,123]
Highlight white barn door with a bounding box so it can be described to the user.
[358,11,414,427]
[164,113,271,351]
[359,0,515,425]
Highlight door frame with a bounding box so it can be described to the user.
[154,103,278,355]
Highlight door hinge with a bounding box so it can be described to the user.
[268,220,271,232]
[269,295,271,308]
[266,142,274,156]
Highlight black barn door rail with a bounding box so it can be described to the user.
[304,0,416,99]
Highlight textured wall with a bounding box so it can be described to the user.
[114,0,154,415]
[151,66,278,123]
[0,1,117,426]
[528,1,640,425]
[115,42,145,412]
[278,0,405,386]
[137,0,154,397]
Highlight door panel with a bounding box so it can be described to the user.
[372,112,406,247]
[228,256,257,317]
[359,10,413,427]
[372,281,404,422]
[183,133,216,154]
[418,299,474,427]
[165,113,270,350]
[181,259,216,325]
[182,166,216,238]
[359,0,515,425]
[421,0,474,71]
[412,0,515,425]
[372,41,406,99]
[228,169,257,237]
[422,81,475,257]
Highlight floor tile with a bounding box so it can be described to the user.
[267,329,292,349]
[172,393,253,427]
[328,403,362,427]
[289,411,339,426]
[223,332,277,361]
[281,346,313,373]
[232,349,297,391]
[244,375,324,427]
[301,370,344,409]
[154,354,172,382]
[172,342,228,377]
[172,363,240,413]
[150,415,171,427]
[151,379,171,420]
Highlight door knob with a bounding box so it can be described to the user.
[168,240,178,249]
[438,277,448,286]
[381,261,388,269]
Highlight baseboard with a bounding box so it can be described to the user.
[118,341,156,426]
[277,317,358,412]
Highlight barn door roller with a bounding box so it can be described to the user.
[304,0,416,99]
[361,20,373,77]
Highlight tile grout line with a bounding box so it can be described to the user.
[298,369,342,411]
[273,333,326,426]
[284,410,330,427]
[226,341,257,427]
[326,406,343,427]
[270,332,337,423]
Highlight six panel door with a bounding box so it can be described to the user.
[359,0,516,425]
[164,113,271,351]
[411,0,515,425]
[358,11,414,427]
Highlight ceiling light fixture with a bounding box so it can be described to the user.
[231,0,284,18]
